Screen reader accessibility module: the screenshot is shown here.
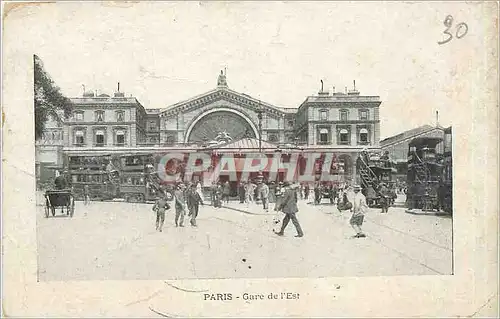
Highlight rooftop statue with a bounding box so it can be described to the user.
[217,70,227,87]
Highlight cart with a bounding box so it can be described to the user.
[44,189,75,218]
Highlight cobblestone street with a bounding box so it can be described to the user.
[37,193,453,281]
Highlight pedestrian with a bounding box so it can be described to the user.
[350,185,367,238]
[83,184,90,205]
[238,182,246,204]
[274,182,304,238]
[378,183,390,213]
[337,191,352,212]
[274,182,283,211]
[259,181,270,211]
[304,183,310,200]
[245,181,255,204]
[214,182,222,208]
[314,183,321,205]
[174,183,187,227]
[222,181,230,204]
[152,191,171,232]
[187,184,204,226]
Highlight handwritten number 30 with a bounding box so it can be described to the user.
[438,15,468,45]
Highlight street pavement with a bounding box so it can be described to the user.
[36,193,453,281]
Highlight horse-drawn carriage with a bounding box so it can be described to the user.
[44,189,75,218]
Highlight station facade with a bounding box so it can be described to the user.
[36,72,383,184]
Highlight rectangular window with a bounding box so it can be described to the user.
[359,110,369,120]
[320,110,328,121]
[149,121,157,131]
[75,130,85,145]
[340,111,348,121]
[95,130,105,146]
[116,130,125,146]
[319,128,329,144]
[74,112,84,122]
[339,128,349,145]
[359,128,369,144]
[116,111,125,122]
[95,111,105,122]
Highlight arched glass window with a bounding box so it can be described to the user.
[319,128,329,144]
[359,128,369,143]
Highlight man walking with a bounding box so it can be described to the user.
[259,181,270,211]
[350,185,367,238]
[378,183,390,213]
[187,183,204,226]
[152,191,170,232]
[174,183,187,227]
[274,182,304,238]
[245,181,256,204]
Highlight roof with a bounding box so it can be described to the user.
[408,137,443,148]
[380,125,445,147]
[209,138,278,150]
[160,87,287,116]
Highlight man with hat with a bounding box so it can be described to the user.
[351,185,367,238]
[274,181,304,238]
[186,183,204,227]
[378,182,390,213]
[174,183,187,227]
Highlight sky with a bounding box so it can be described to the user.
[14,1,488,139]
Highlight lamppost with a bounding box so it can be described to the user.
[275,145,282,183]
[257,102,263,153]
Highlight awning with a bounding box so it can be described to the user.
[360,128,368,134]
[340,129,348,134]
[75,131,84,136]
[319,128,329,134]
[95,130,104,135]
[116,130,125,135]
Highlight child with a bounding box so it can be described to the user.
[350,185,367,238]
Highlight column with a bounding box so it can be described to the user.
[351,124,357,145]
[351,152,358,185]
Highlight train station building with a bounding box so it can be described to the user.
[36,71,383,184]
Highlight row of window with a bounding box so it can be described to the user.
[74,129,127,147]
[72,174,110,183]
[317,128,370,145]
[319,109,369,121]
[74,110,125,122]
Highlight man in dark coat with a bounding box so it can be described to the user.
[378,183,390,213]
[54,171,68,190]
[187,184,204,226]
[274,182,304,238]
[174,183,187,227]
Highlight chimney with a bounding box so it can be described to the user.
[436,110,439,127]
[353,80,356,91]
[332,86,335,94]
[117,82,120,92]
[345,86,347,94]
[318,79,329,96]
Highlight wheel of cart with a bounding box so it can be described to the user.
[44,189,75,218]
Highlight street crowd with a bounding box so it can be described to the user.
[151,178,399,239]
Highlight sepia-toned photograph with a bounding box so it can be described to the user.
[32,2,454,282]
[3,1,498,318]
